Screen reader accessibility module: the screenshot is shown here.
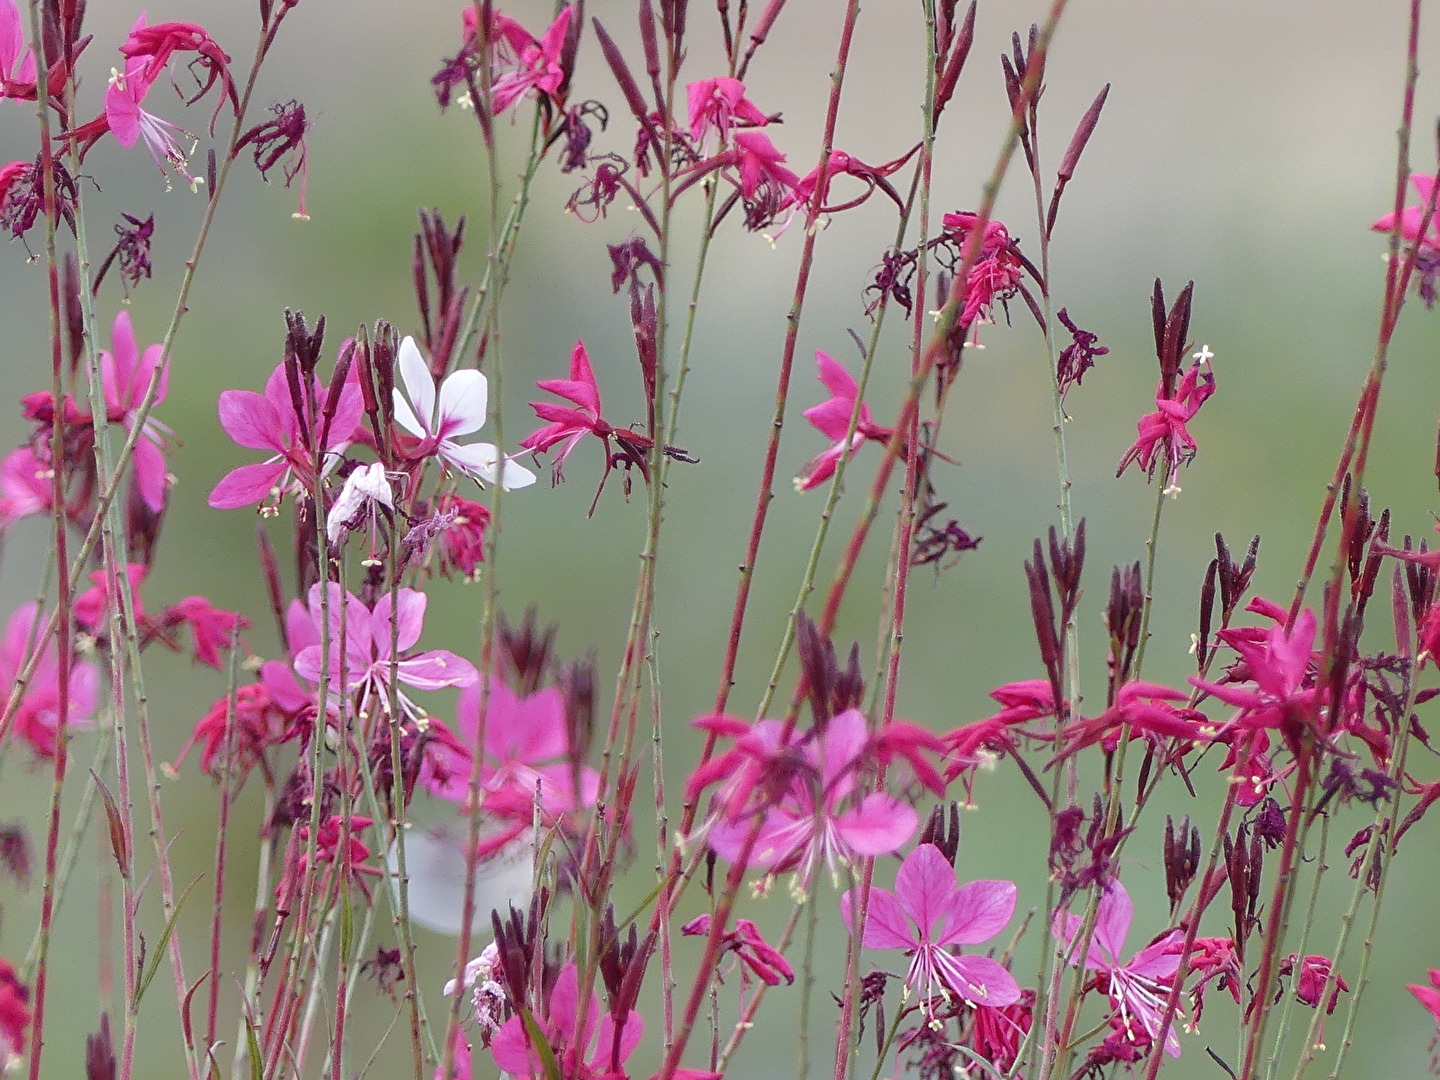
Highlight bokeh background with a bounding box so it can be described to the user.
[3,0,1440,1076]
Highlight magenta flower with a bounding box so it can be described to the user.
[292,584,479,714]
[393,336,536,491]
[697,707,919,890]
[1372,173,1440,250]
[0,602,98,759]
[686,77,769,147]
[0,0,35,102]
[156,596,249,670]
[1409,968,1440,1025]
[841,844,1020,1011]
[1189,606,1320,741]
[423,674,598,819]
[680,914,795,987]
[0,447,51,526]
[463,5,573,115]
[520,339,658,490]
[1116,346,1216,494]
[0,958,28,1070]
[101,310,171,512]
[795,350,894,492]
[490,963,642,1080]
[1053,881,1184,1057]
[208,362,363,511]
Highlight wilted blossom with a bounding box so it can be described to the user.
[1282,953,1348,1014]
[841,843,1021,1013]
[795,350,895,492]
[0,602,98,758]
[326,461,394,551]
[691,707,920,892]
[393,336,536,491]
[490,963,641,1080]
[445,942,507,1044]
[1116,345,1216,495]
[1053,880,1184,1057]
[292,583,479,715]
[173,681,290,780]
[423,674,599,819]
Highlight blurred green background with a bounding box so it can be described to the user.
[3,0,1440,1076]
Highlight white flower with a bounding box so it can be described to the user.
[326,462,395,545]
[391,336,536,491]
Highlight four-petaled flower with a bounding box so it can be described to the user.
[393,335,536,491]
[1053,880,1184,1057]
[795,350,895,492]
[1116,346,1216,495]
[841,843,1020,1012]
[292,584,478,716]
[694,707,919,891]
[208,361,363,511]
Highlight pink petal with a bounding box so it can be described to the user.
[395,651,479,690]
[815,349,860,402]
[131,435,169,512]
[933,952,1021,1007]
[841,885,913,951]
[207,461,285,508]
[217,390,286,451]
[834,793,917,857]
[437,369,489,437]
[943,878,1017,946]
[1092,881,1134,964]
[893,844,959,937]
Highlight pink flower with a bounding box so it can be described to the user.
[0,447,52,526]
[292,584,479,714]
[464,5,573,115]
[520,340,656,487]
[208,361,363,511]
[695,707,919,890]
[101,310,171,512]
[1283,953,1348,1014]
[117,19,237,128]
[0,602,98,759]
[173,682,289,779]
[156,595,249,669]
[941,212,1026,330]
[795,350,894,491]
[1408,968,1440,1024]
[841,843,1021,1012]
[393,336,536,491]
[686,77,769,147]
[1116,347,1216,494]
[1053,880,1184,1057]
[1190,606,1320,742]
[0,958,29,1070]
[490,963,642,1080]
[424,674,598,819]
[0,0,36,101]
[681,914,795,987]
[1371,173,1440,250]
[287,815,382,901]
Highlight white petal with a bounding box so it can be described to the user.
[393,336,435,438]
[443,441,536,490]
[437,369,489,437]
